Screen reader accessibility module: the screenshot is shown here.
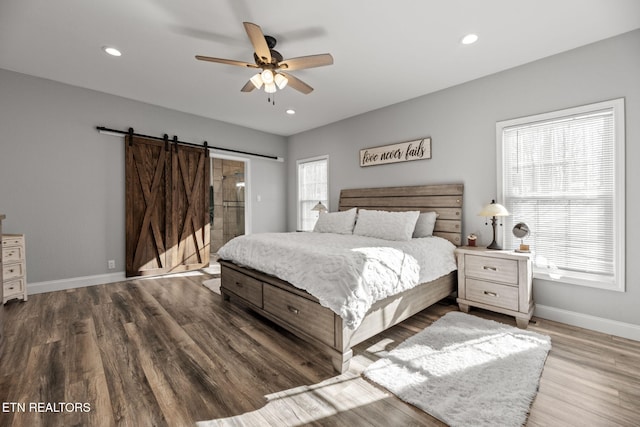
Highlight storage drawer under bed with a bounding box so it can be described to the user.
[263,283,335,347]
[221,266,263,308]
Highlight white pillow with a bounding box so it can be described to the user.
[353,209,420,241]
[313,208,357,234]
[413,211,439,238]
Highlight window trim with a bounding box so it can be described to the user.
[296,155,329,231]
[496,98,625,292]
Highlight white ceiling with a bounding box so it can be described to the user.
[1,1,639,137]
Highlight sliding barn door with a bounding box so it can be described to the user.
[169,144,210,271]
[126,135,210,277]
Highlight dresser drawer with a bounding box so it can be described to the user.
[221,267,263,308]
[263,284,335,347]
[2,235,24,248]
[466,278,518,311]
[2,246,24,263]
[4,277,25,297]
[3,261,25,281]
[465,254,518,285]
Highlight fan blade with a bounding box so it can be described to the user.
[280,72,313,94]
[243,22,272,64]
[241,80,255,92]
[195,55,258,68]
[278,54,333,71]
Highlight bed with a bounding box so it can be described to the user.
[219,183,463,373]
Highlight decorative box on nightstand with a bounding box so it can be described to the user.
[455,246,533,328]
[2,234,27,304]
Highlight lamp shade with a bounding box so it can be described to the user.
[250,73,264,89]
[478,200,509,217]
[274,73,288,89]
[261,69,274,84]
[311,201,328,213]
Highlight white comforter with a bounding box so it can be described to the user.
[218,232,457,329]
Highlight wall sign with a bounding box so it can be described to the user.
[359,137,431,167]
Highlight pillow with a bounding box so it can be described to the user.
[313,208,357,234]
[353,209,420,241]
[413,211,439,238]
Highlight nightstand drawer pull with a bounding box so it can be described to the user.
[287,305,300,315]
[234,281,243,287]
[483,291,498,297]
[483,266,497,271]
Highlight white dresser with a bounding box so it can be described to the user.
[2,234,27,304]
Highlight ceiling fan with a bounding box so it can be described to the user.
[196,22,333,96]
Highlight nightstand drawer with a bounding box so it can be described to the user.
[465,254,518,285]
[466,278,518,311]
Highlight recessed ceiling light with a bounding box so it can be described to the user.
[102,46,122,57]
[286,109,296,115]
[461,34,479,45]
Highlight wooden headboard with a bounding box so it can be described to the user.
[338,183,464,246]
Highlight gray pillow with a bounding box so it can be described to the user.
[413,211,439,238]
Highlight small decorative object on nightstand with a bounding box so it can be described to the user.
[512,222,531,253]
[455,246,533,328]
[2,234,28,304]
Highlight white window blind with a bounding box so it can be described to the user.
[297,156,328,231]
[498,99,625,291]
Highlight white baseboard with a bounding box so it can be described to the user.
[28,272,126,295]
[535,304,640,342]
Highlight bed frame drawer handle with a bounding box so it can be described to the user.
[483,291,498,297]
[287,305,300,315]
[483,266,497,271]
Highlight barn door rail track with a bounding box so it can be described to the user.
[96,126,283,161]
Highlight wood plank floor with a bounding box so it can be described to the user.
[1,271,639,426]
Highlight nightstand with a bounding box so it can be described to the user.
[455,246,533,328]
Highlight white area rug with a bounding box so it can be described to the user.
[364,311,551,427]
[202,277,221,294]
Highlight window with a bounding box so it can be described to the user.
[297,156,328,231]
[497,99,625,291]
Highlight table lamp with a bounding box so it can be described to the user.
[478,200,509,249]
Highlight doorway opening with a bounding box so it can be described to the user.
[209,156,248,257]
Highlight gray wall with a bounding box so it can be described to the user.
[0,68,287,283]
[287,30,640,326]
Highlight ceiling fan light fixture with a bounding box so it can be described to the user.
[261,69,274,84]
[274,73,288,89]
[264,82,277,93]
[250,73,264,89]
